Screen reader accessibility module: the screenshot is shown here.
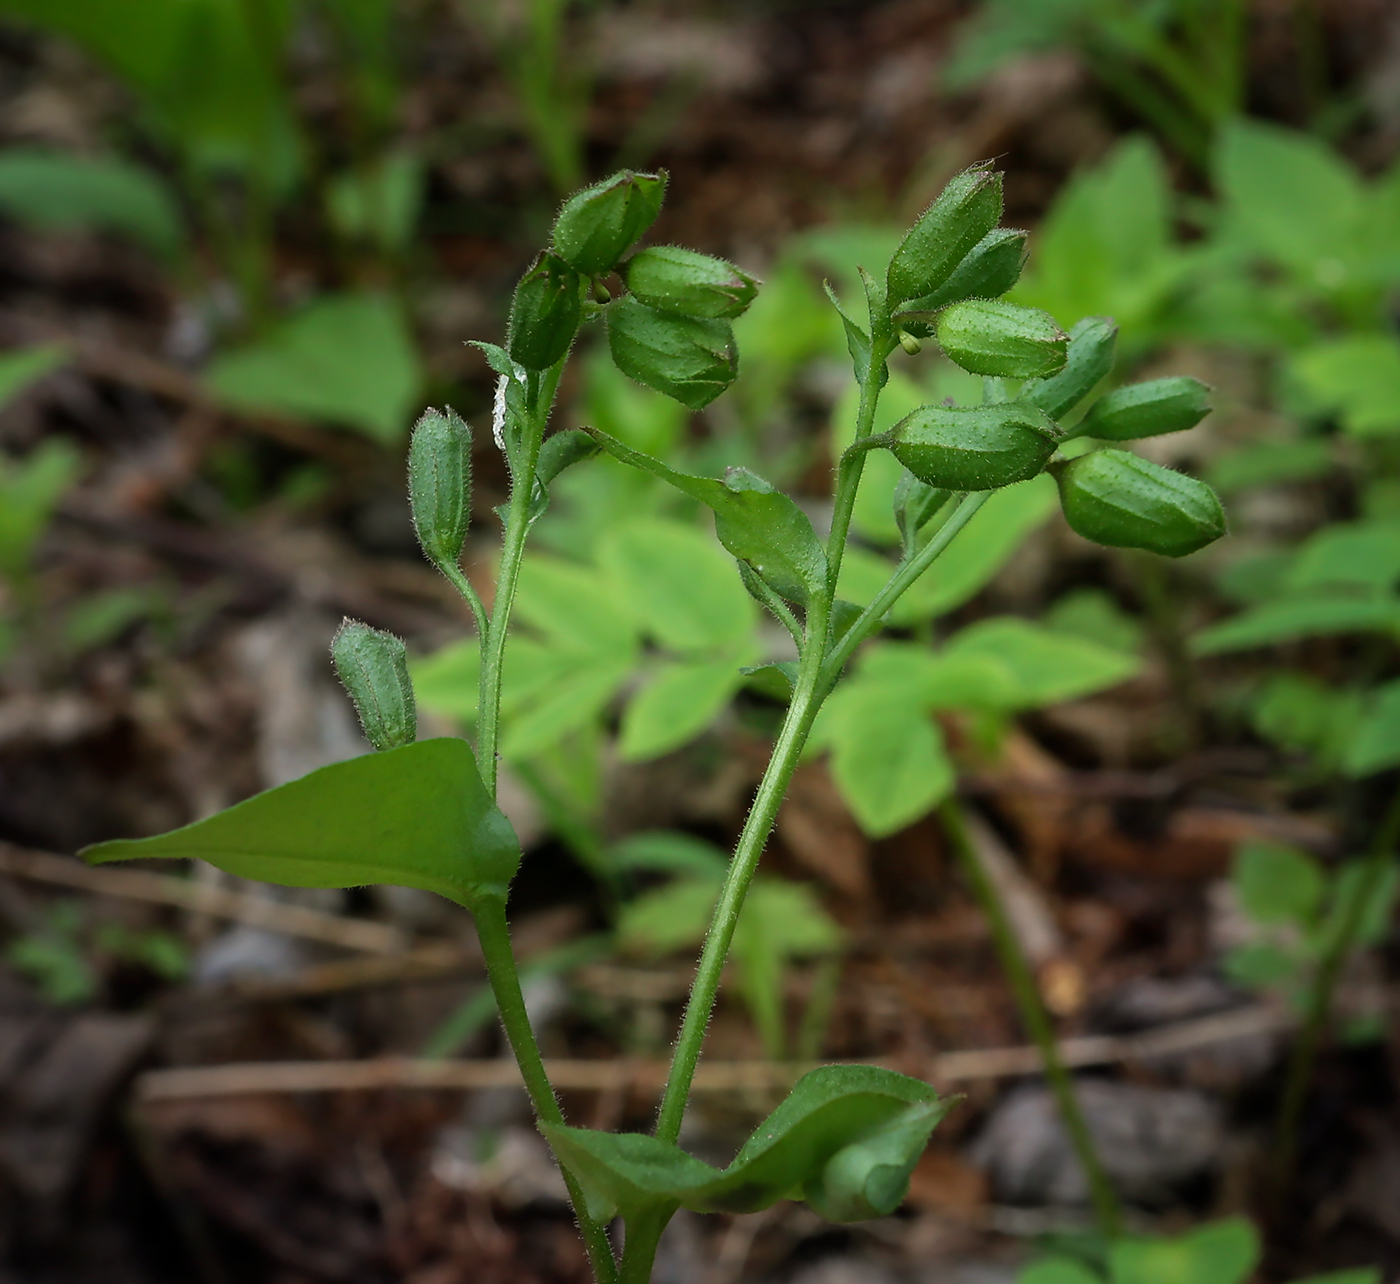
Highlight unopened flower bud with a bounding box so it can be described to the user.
[897,330,922,355]
[508,252,583,370]
[551,169,667,276]
[935,299,1067,379]
[1054,449,1226,557]
[331,620,417,751]
[606,296,738,409]
[626,246,758,319]
[887,401,1060,491]
[887,165,1003,306]
[1023,316,1118,420]
[408,407,471,574]
[1077,376,1212,441]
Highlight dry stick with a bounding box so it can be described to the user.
[0,841,405,955]
[134,1003,1289,1102]
[940,798,1123,1237]
[1272,786,1400,1186]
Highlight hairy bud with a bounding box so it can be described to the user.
[1077,376,1212,441]
[551,169,667,276]
[935,299,1067,379]
[508,252,583,370]
[887,165,1003,306]
[1023,316,1118,420]
[625,246,758,319]
[606,296,738,409]
[1054,449,1226,557]
[331,620,417,751]
[887,400,1060,491]
[408,407,471,575]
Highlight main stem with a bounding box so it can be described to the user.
[1273,786,1400,1186]
[940,798,1123,1236]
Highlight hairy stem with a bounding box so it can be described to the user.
[1273,787,1400,1185]
[474,897,619,1282]
[940,798,1122,1236]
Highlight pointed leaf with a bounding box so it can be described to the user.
[584,428,827,602]
[81,739,520,907]
[619,654,750,761]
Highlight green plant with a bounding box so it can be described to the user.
[81,163,1226,1280]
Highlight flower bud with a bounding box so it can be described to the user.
[893,228,1028,337]
[887,165,1003,306]
[606,296,738,410]
[887,401,1060,491]
[1023,316,1118,420]
[331,620,417,751]
[935,299,1067,378]
[551,169,667,276]
[408,407,471,574]
[1054,449,1226,558]
[507,252,583,370]
[1077,375,1212,441]
[625,246,758,319]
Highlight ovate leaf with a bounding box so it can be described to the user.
[208,292,422,444]
[82,738,520,907]
[1109,1217,1259,1284]
[1193,595,1400,653]
[620,655,748,761]
[584,428,827,602]
[1231,841,1325,928]
[945,616,1140,708]
[1291,337,1400,438]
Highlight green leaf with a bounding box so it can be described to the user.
[598,518,756,652]
[892,475,1057,623]
[0,148,182,257]
[1206,439,1333,493]
[1232,841,1326,928]
[1224,942,1301,990]
[1193,595,1400,654]
[616,876,719,957]
[742,660,799,702]
[1292,1269,1382,1284]
[815,682,954,836]
[945,617,1140,708]
[207,292,422,444]
[0,343,68,408]
[584,428,827,603]
[515,554,637,654]
[1249,672,1361,766]
[1345,678,1400,777]
[409,639,480,724]
[619,654,748,761]
[502,657,633,760]
[81,738,521,908]
[1316,858,1400,953]
[1018,1258,1104,1284]
[542,1064,951,1222]
[609,831,728,879]
[1291,337,1400,437]
[1109,1218,1259,1284]
[1043,589,1143,655]
[0,436,81,580]
[1286,521,1400,594]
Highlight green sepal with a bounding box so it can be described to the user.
[408,407,471,575]
[551,169,667,276]
[1022,316,1118,420]
[887,401,1060,491]
[80,739,521,909]
[331,620,417,751]
[583,427,827,603]
[537,428,600,487]
[541,1065,953,1223]
[893,470,950,554]
[507,252,583,371]
[1076,376,1211,442]
[1054,449,1226,558]
[625,245,758,319]
[892,227,1028,337]
[742,660,799,702]
[887,163,1003,306]
[606,296,738,409]
[823,281,884,388]
[935,299,1067,379]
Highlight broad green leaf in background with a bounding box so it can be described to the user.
[207,292,422,444]
[0,344,68,409]
[1249,672,1362,766]
[1232,841,1326,928]
[1019,1259,1103,1284]
[1345,678,1400,777]
[325,150,423,252]
[586,428,827,602]
[1194,595,1400,653]
[1043,588,1144,655]
[619,654,751,762]
[82,738,521,907]
[1110,1217,1259,1284]
[1285,521,1400,594]
[608,831,728,879]
[1316,859,1400,953]
[543,1065,950,1222]
[501,657,633,760]
[0,437,81,581]
[945,617,1140,707]
[1206,438,1334,493]
[515,554,636,654]
[598,518,755,652]
[0,151,183,258]
[1291,336,1400,437]
[410,639,480,724]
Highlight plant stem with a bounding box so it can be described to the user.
[1273,786,1400,1185]
[939,798,1122,1236]
[442,562,488,638]
[474,897,619,1283]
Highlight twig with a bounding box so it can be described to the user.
[0,841,406,955]
[133,1002,1291,1102]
